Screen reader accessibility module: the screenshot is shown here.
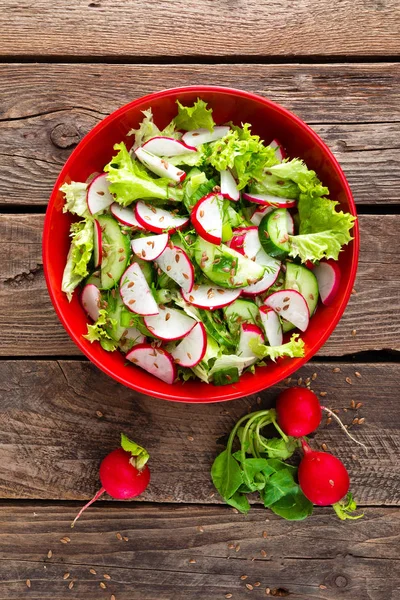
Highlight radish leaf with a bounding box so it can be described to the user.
[211,449,243,500]
[121,433,149,470]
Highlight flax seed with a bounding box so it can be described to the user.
[321,443,328,451]
[260,549,267,557]
[332,367,341,373]
[47,550,53,559]
[262,530,268,538]
[351,329,357,336]
[312,372,318,380]
[266,588,271,595]
[350,399,356,409]
[90,568,97,575]
[60,537,71,544]
[111,596,116,600]
[123,536,129,542]
[187,435,194,441]
[319,585,327,590]
[100,582,107,589]
[189,558,196,564]
[127,281,134,288]
[284,377,292,385]
[320,391,327,397]
[254,582,261,587]
[63,573,70,580]
[197,526,204,533]
[128,299,135,305]
[96,410,103,418]
[358,417,365,424]
[297,377,303,385]
[345,377,352,385]
[355,371,361,378]
[165,313,171,321]
[240,575,248,580]
[228,543,235,549]
[225,595,233,599]
[116,533,123,541]
[26,580,31,588]
[356,402,363,409]
[235,543,241,552]
[189,295,195,302]
[107,272,113,279]
[246,583,254,590]
[104,574,111,580]
[326,417,332,425]
[175,254,180,263]
[183,272,189,279]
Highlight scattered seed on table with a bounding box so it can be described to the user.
[254,582,261,587]
[63,573,70,580]
[235,543,241,552]
[266,588,271,595]
[123,536,129,542]
[284,377,292,385]
[90,568,97,575]
[305,377,311,385]
[319,585,327,589]
[356,402,363,409]
[100,582,107,589]
[228,543,235,549]
[26,580,31,588]
[352,418,359,425]
[209,492,215,498]
[320,391,327,397]
[351,288,357,295]
[189,559,196,564]
[96,410,104,418]
[197,526,204,533]
[358,417,365,424]
[104,574,111,580]
[326,417,332,425]
[332,367,341,373]
[232,508,239,514]
[351,329,357,336]
[225,595,233,599]
[355,371,361,378]
[60,537,71,544]
[312,372,318,381]
[350,400,356,409]
[297,377,303,385]
[261,549,267,557]
[68,581,74,590]
[187,435,194,441]
[262,530,268,538]
[321,443,328,451]
[111,596,116,600]
[47,550,53,559]
[116,533,122,541]
[246,583,254,590]
[345,377,352,385]
[240,575,248,580]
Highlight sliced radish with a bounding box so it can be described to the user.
[135,201,190,234]
[263,290,310,332]
[142,136,196,156]
[170,322,207,367]
[242,250,280,296]
[131,233,169,262]
[191,193,223,245]
[181,125,230,148]
[220,169,240,201]
[81,284,101,322]
[135,147,186,183]
[243,192,297,208]
[237,323,265,368]
[93,219,102,268]
[120,263,159,316]
[181,285,241,310]
[119,327,146,353]
[144,306,196,341]
[250,205,274,226]
[126,344,176,384]
[259,306,283,346]
[269,138,286,162]
[227,227,250,255]
[313,260,341,306]
[111,203,146,230]
[87,173,114,215]
[286,212,295,235]
[156,245,194,293]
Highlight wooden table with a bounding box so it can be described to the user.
[0,2,399,598]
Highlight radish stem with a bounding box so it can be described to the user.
[71,487,106,528]
[322,406,368,454]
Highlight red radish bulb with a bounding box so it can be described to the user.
[276,387,322,437]
[298,440,350,505]
[71,434,150,527]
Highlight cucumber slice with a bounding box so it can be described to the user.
[285,262,319,315]
[120,309,155,338]
[85,271,102,288]
[224,299,260,336]
[258,209,290,259]
[97,215,130,290]
[194,238,264,289]
[104,293,127,341]
[197,309,236,351]
[212,367,240,386]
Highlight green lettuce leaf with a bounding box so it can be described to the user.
[248,333,305,362]
[83,308,118,351]
[127,108,180,148]
[251,157,328,200]
[61,219,94,301]
[60,181,90,218]
[120,433,149,470]
[173,99,215,132]
[209,123,278,190]
[167,149,205,167]
[288,194,356,262]
[104,142,183,206]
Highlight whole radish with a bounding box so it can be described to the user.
[298,440,350,505]
[71,434,150,527]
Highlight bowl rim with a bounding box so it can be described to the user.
[43,85,359,403]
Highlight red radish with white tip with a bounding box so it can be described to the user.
[87,173,114,215]
[131,233,169,262]
[181,285,241,310]
[71,433,150,527]
[135,147,186,182]
[313,260,341,306]
[93,219,102,268]
[135,202,189,234]
[242,191,297,208]
[81,284,101,322]
[120,262,159,316]
[263,290,310,332]
[269,138,286,161]
[181,125,230,147]
[170,322,207,367]
[156,245,194,293]
[259,306,283,346]
[141,136,197,156]
[126,343,176,384]
[298,440,350,506]
[144,306,196,341]
[250,205,274,226]
[111,203,146,230]
[220,169,240,201]
[237,323,265,368]
[191,193,224,245]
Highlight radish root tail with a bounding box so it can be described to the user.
[71,487,106,528]
[322,407,368,454]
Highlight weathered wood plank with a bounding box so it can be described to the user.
[0,503,398,599]
[1,214,398,357]
[0,0,399,58]
[0,64,399,206]
[0,361,398,504]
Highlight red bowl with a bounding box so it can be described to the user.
[43,86,359,403]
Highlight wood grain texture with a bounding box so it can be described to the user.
[0,0,399,58]
[0,63,399,206]
[0,360,398,504]
[0,503,398,600]
[1,214,399,357]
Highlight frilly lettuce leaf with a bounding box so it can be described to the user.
[288,194,356,262]
[61,219,93,301]
[209,123,278,190]
[104,142,183,206]
[128,108,180,149]
[167,148,205,167]
[83,308,118,351]
[173,99,215,132]
[251,157,328,200]
[249,333,305,361]
[60,181,90,218]
[120,433,149,470]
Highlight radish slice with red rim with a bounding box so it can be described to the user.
[131,233,169,262]
[135,202,190,234]
[242,250,280,296]
[170,322,207,367]
[181,126,230,147]
[120,262,159,316]
[191,193,224,245]
[81,284,101,322]
[237,323,265,368]
[220,169,240,201]
[87,173,114,215]
[263,290,310,332]
[242,192,297,208]
[93,219,102,268]
[144,306,196,341]
[181,285,241,310]
[142,137,196,156]
[135,147,186,182]
[250,205,274,226]
[126,344,176,384]
[156,245,194,293]
[269,138,286,161]
[313,260,341,305]
[259,306,283,346]
[111,203,146,230]
[119,327,146,353]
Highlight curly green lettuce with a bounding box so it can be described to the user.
[128,108,179,149]
[249,334,305,362]
[61,219,94,301]
[60,181,90,218]
[251,158,328,200]
[173,98,215,132]
[83,308,118,351]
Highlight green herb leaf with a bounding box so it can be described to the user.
[248,334,305,362]
[226,491,251,514]
[211,449,243,500]
[259,436,298,460]
[173,99,215,132]
[269,487,313,521]
[333,493,364,521]
[120,433,149,470]
[261,469,299,507]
